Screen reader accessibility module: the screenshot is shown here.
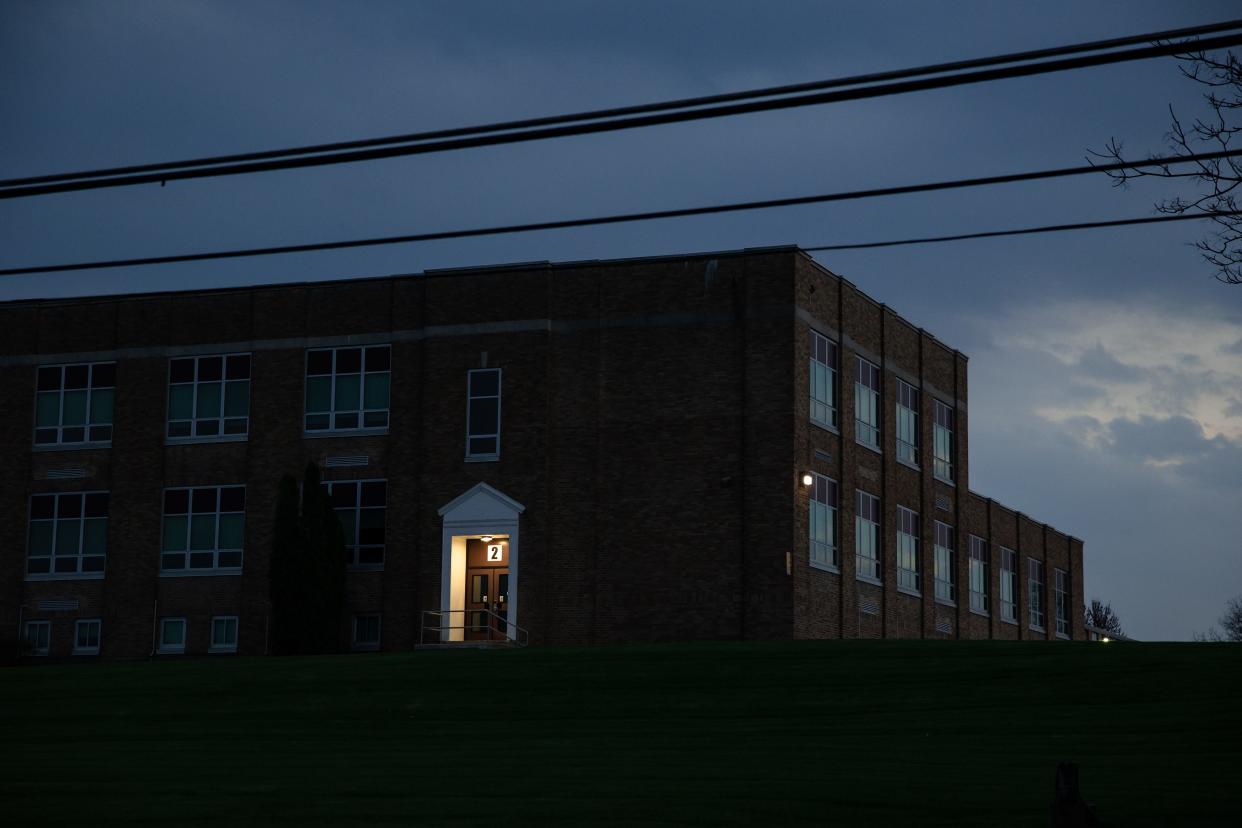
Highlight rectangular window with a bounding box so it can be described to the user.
[896,380,919,466]
[809,473,839,570]
[24,620,50,656]
[325,480,387,568]
[34,362,115,447]
[167,354,250,440]
[1055,569,1069,637]
[934,521,955,603]
[26,492,108,578]
[1000,548,1018,623]
[466,368,502,460]
[855,490,881,582]
[211,616,239,653]
[158,618,186,654]
[854,357,881,450]
[933,400,955,483]
[305,345,391,432]
[809,330,838,429]
[896,506,920,593]
[1029,558,1046,630]
[73,619,101,655]
[969,535,989,614]
[353,614,381,650]
[160,486,245,573]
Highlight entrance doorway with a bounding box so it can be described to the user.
[465,537,510,640]
[438,483,525,643]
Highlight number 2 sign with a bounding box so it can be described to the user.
[487,544,503,562]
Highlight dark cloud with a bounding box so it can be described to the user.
[1221,339,1242,355]
[1075,341,1145,382]
[1226,398,1242,418]
[1106,414,1242,490]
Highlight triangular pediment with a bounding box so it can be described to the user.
[437,482,526,522]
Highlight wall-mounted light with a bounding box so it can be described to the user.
[1101,636,1111,643]
[481,535,493,543]
[801,473,814,487]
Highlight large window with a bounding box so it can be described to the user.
[211,616,239,653]
[161,486,245,573]
[855,490,881,582]
[1055,569,1070,638]
[25,620,50,656]
[969,535,989,614]
[854,357,881,450]
[34,362,115,447]
[305,345,391,432]
[933,400,955,483]
[809,473,838,570]
[325,480,387,568]
[167,354,250,439]
[934,521,956,603]
[1000,547,1018,623]
[158,618,186,654]
[896,380,919,466]
[1029,559,1046,631]
[74,619,101,655]
[896,506,920,593]
[466,368,502,460]
[353,614,381,650]
[809,330,838,429]
[27,492,108,577]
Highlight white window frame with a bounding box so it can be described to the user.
[352,614,381,651]
[1054,568,1070,638]
[210,616,239,653]
[896,506,920,594]
[809,473,839,571]
[465,368,502,461]
[25,491,109,581]
[160,485,246,575]
[854,357,881,451]
[73,618,101,655]
[33,361,116,449]
[304,345,391,435]
[968,535,990,616]
[158,617,187,654]
[999,547,1018,624]
[1029,558,1046,631]
[934,521,956,605]
[855,490,881,583]
[895,379,919,468]
[324,479,387,570]
[933,399,955,484]
[809,330,838,430]
[166,353,251,443]
[25,620,50,656]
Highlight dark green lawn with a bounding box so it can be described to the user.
[1,640,1239,826]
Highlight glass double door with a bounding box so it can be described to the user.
[465,567,509,640]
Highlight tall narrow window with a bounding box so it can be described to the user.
[896,380,919,466]
[969,536,989,614]
[809,330,838,429]
[73,619,101,655]
[1029,559,1046,631]
[855,357,881,450]
[896,506,920,593]
[34,362,115,446]
[466,368,502,460]
[1000,547,1018,623]
[855,490,881,582]
[305,345,391,432]
[325,480,387,568]
[24,620,50,656]
[809,473,838,570]
[160,486,245,573]
[934,521,956,603]
[167,354,250,439]
[27,492,109,577]
[933,400,955,483]
[1055,569,1069,638]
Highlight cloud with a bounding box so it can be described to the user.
[1220,339,1242,355]
[1075,341,1144,382]
[1225,398,1242,419]
[1104,414,1242,490]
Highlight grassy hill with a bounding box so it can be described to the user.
[1,640,1239,826]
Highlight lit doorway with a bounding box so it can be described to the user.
[438,483,525,643]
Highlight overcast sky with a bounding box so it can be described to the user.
[3,1,1240,640]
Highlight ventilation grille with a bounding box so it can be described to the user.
[42,467,88,480]
[37,599,79,611]
[325,455,369,468]
[935,494,951,511]
[860,598,880,616]
[935,618,952,634]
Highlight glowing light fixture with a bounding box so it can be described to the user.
[481,535,493,543]
[801,473,814,487]
[1101,636,1111,643]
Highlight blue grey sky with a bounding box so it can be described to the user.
[3,0,1240,639]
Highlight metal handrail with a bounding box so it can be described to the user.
[420,608,530,647]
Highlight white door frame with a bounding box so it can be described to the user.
[437,483,525,642]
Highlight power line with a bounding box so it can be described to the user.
[5,18,1239,193]
[5,28,1242,200]
[1,148,1237,276]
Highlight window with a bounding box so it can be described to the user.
[933,400,955,483]
[466,368,502,460]
[896,506,920,593]
[969,536,989,614]
[158,618,186,654]
[161,486,245,573]
[305,345,391,432]
[353,614,380,650]
[809,330,838,429]
[74,619,101,655]
[1000,548,1017,623]
[34,362,115,447]
[325,480,387,568]
[24,620,50,656]
[896,380,919,466]
[855,490,881,582]
[809,473,838,570]
[211,616,239,653]
[167,354,250,440]
[1029,559,1046,631]
[26,492,108,577]
[934,521,956,603]
[1055,569,1070,638]
[854,357,880,450]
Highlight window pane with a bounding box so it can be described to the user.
[469,398,499,434]
[469,436,497,456]
[358,509,385,545]
[305,376,331,413]
[168,384,194,421]
[336,348,362,374]
[360,481,386,507]
[89,388,113,425]
[218,486,245,513]
[169,359,195,383]
[217,513,244,549]
[28,522,53,556]
[470,369,499,397]
[363,373,390,411]
[364,346,390,372]
[196,382,222,419]
[62,390,88,426]
[223,381,249,417]
[64,365,89,389]
[31,495,56,520]
[37,366,62,391]
[162,516,188,551]
[334,374,361,412]
[55,520,80,556]
[225,354,250,380]
[197,356,222,382]
[82,518,107,555]
[36,392,60,427]
[336,510,357,545]
[189,515,216,550]
[329,482,357,508]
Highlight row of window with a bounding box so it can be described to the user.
[808,472,1071,635]
[809,330,956,482]
[33,348,503,461]
[26,482,388,579]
